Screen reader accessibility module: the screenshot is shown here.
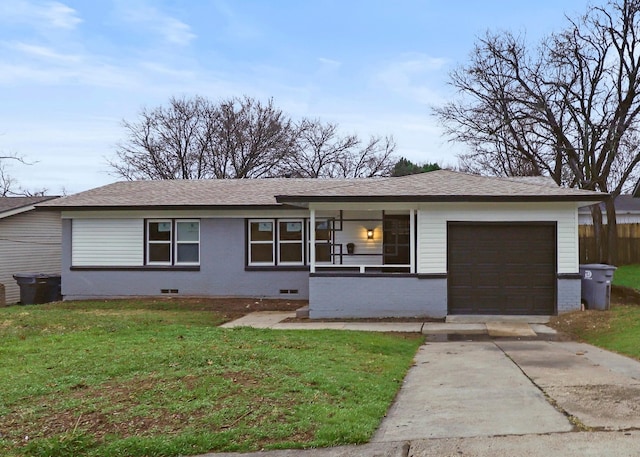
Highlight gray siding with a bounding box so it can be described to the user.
[0,210,61,304]
[557,278,581,314]
[309,275,447,318]
[62,218,309,300]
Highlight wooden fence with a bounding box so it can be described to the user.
[579,223,640,265]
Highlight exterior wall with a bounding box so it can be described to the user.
[418,202,579,274]
[557,278,582,313]
[0,210,61,304]
[309,275,447,318]
[62,218,309,300]
[332,210,383,265]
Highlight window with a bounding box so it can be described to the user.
[309,219,332,263]
[176,221,200,264]
[248,218,332,267]
[147,219,200,266]
[248,220,275,265]
[148,220,172,264]
[279,220,304,265]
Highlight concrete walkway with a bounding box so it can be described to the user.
[205,313,640,456]
[220,311,556,337]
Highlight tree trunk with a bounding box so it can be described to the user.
[590,204,605,263]
[604,196,618,265]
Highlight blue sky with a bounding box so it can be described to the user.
[0,0,589,194]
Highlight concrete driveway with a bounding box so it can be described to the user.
[201,332,640,457]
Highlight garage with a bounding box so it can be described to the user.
[448,222,556,315]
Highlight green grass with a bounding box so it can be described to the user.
[0,300,423,457]
[612,264,640,289]
[567,305,640,360]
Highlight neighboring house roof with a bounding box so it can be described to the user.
[0,196,59,219]
[38,170,606,210]
[578,194,640,216]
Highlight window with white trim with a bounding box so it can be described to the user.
[248,219,275,265]
[147,219,200,266]
[278,220,304,265]
[176,220,200,265]
[248,218,332,267]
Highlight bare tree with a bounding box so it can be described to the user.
[0,153,47,197]
[110,96,297,180]
[434,0,640,263]
[280,119,397,178]
[111,96,397,181]
[110,95,215,180]
[207,96,296,178]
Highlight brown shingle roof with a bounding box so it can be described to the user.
[0,196,58,216]
[37,171,606,209]
[276,170,606,202]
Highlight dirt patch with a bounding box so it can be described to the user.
[611,285,640,306]
[548,309,613,339]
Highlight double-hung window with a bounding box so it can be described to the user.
[248,218,330,267]
[248,220,275,265]
[278,220,304,265]
[147,219,200,266]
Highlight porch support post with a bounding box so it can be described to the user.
[410,208,416,274]
[310,208,316,273]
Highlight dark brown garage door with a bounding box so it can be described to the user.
[448,223,556,315]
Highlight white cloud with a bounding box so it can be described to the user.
[374,53,449,105]
[119,4,196,46]
[40,1,81,29]
[0,0,82,30]
[8,41,81,62]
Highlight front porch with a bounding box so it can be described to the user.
[307,205,442,318]
[309,207,417,274]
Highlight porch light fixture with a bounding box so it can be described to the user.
[366,228,374,240]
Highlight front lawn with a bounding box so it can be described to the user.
[0,300,423,457]
[551,305,640,360]
[611,263,640,289]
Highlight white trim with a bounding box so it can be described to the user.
[146,219,173,265]
[310,209,316,273]
[175,220,200,266]
[248,219,276,266]
[409,209,415,274]
[277,219,305,266]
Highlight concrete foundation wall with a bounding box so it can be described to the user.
[62,218,309,300]
[557,278,582,314]
[309,275,447,318]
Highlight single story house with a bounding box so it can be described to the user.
[38,170,604,318]
[578,194,640,225]
[0,196,61,304]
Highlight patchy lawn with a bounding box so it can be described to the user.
[0,299,423,457]
[550,304,640,361]
[612,264,640,289]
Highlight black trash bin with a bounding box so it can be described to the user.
[13,273,61,305]
[42,275,62,302]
